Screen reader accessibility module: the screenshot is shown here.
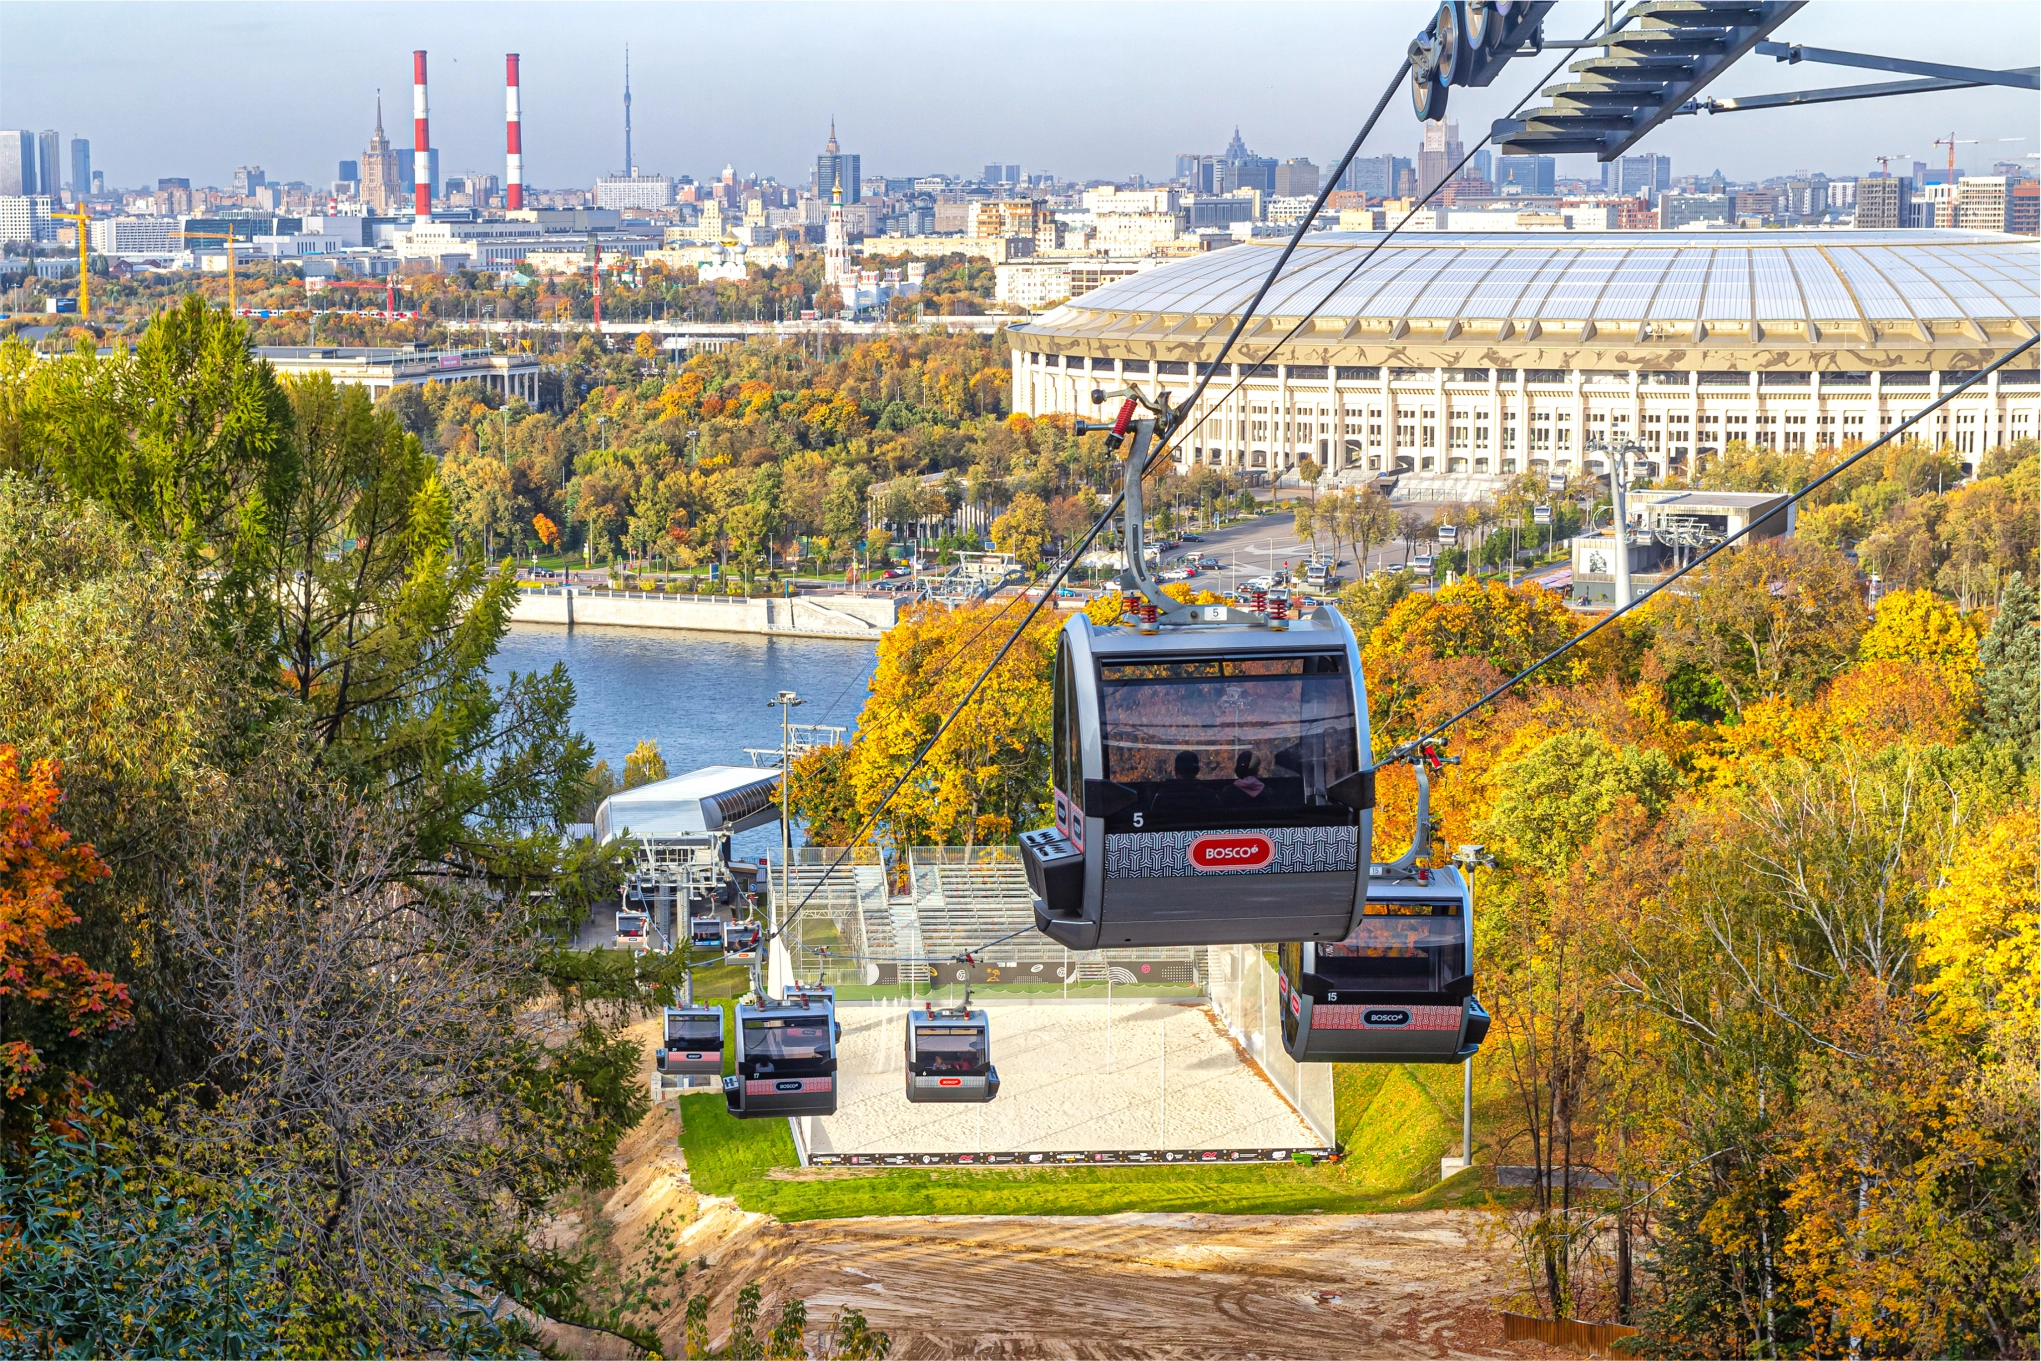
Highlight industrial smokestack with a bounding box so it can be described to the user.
[412,49,431,221]
[505,54,524,211]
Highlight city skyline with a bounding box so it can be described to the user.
[3,1,2036,193]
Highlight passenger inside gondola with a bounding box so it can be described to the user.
[1314,898,1469,995]
[910,1026,990,1076]
[1225,750,1266,805]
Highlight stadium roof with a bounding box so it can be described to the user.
[1014,230,2038,369]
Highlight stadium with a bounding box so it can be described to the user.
[1007,229,2041,498]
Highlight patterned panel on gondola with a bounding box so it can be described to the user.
[1105,825,1359,878]
[1309,1004,1461,1031]
[745,1077,835,1095]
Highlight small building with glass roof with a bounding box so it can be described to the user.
[1006,229,2038,494]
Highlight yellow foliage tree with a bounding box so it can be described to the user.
[990,491,1049,568]
[1858,586,1983,705]
[832,601,1060,851]
[1911,801,2040,1050]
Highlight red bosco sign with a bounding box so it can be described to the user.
[1187,834,1275,872]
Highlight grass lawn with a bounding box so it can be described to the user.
[673,1002,1508,1221]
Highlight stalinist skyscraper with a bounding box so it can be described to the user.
[360,94,402,213]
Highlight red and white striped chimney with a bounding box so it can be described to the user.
[411,49,432,221]
[505,54,524,210]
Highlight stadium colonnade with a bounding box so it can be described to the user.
[1008,230,2040,498]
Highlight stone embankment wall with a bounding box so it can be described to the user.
[512,588,900,640]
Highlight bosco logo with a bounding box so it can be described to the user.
[775,1080,804,1092]
[1363,1008,1412,1027]
[1187,834,1275,872]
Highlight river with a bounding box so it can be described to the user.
[490,622,879,860]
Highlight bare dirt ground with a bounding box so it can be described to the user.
[681,1209,1559,1361]
[545,1018,1559,1361]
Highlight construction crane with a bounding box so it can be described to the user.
[50,203,90,320]
[1872,154,1914,176]
[1932,133,2025,177]
[178,226,245,315]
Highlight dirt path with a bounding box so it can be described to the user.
[649,1208,1555,1360]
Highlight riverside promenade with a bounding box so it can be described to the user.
[511,587,900,640]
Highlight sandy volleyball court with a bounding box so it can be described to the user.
[805,999,1322,1156]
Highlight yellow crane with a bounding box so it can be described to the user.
[178,226,244,314]
[50,203,91,320]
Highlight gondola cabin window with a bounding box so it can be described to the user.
[1096,655,1359,832]
[910,1026,989,1075]
[743,1019,832,1072]
[1317,897,1466,993]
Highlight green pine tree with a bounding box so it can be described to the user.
[1979,573,2039,764]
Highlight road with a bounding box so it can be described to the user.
[1160,501,1448,596]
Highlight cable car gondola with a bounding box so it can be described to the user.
[613,910,650,950]
[689,913,728,949]
[655,1005,726,1076]
[722,992,838,1119]
[722,919,762,962]
[904,1002,999,1103]
[1021,398,1374,950]
[1276,753,1490,1063]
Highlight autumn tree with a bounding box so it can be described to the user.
[1648,539,1866,711]
[809,601,1059,851]
[623,737,670,789]
[0,749,128,1123]
[991,491,1049,568]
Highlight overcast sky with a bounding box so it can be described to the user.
[4,1,2036,190]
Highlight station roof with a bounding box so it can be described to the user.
[1014,231,2038,369]
[594,764,782,843]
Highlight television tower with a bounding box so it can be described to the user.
[623,45,634,175]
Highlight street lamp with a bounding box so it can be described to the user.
[768,690,805,995]
[1446,842,1498,1179]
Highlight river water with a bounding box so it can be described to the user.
[490,623,879,860]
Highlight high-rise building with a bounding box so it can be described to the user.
[337,159,360,182]
[1417,119,1462,198]
[2010,180,2039,236]
[1608,153,1672,202]
[69,139,89,199]
[232,166,266,196]
[360,95,403,213]
[0,130,35,195]
[37,131,59,197]
[1338,154,1410,198]
[91,171,103,195]
[981,163,1021,185]
[1274,158,1320,197]
[815,120,860,204]
[1471,149,1492,183]
[1495,154,1555,194]
[0,195,55,244]
[1955,176,2013,232]
[1854,176,1916,230]
[594,174,674,209]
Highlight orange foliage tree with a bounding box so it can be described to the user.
[532,512,561,551]
[0,746,129,1112]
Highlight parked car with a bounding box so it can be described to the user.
[1179,533,1203,543]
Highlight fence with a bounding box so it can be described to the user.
[1497,1312,1641,1357]
[782,846,1203,993]
[1204,943,1337,1147]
